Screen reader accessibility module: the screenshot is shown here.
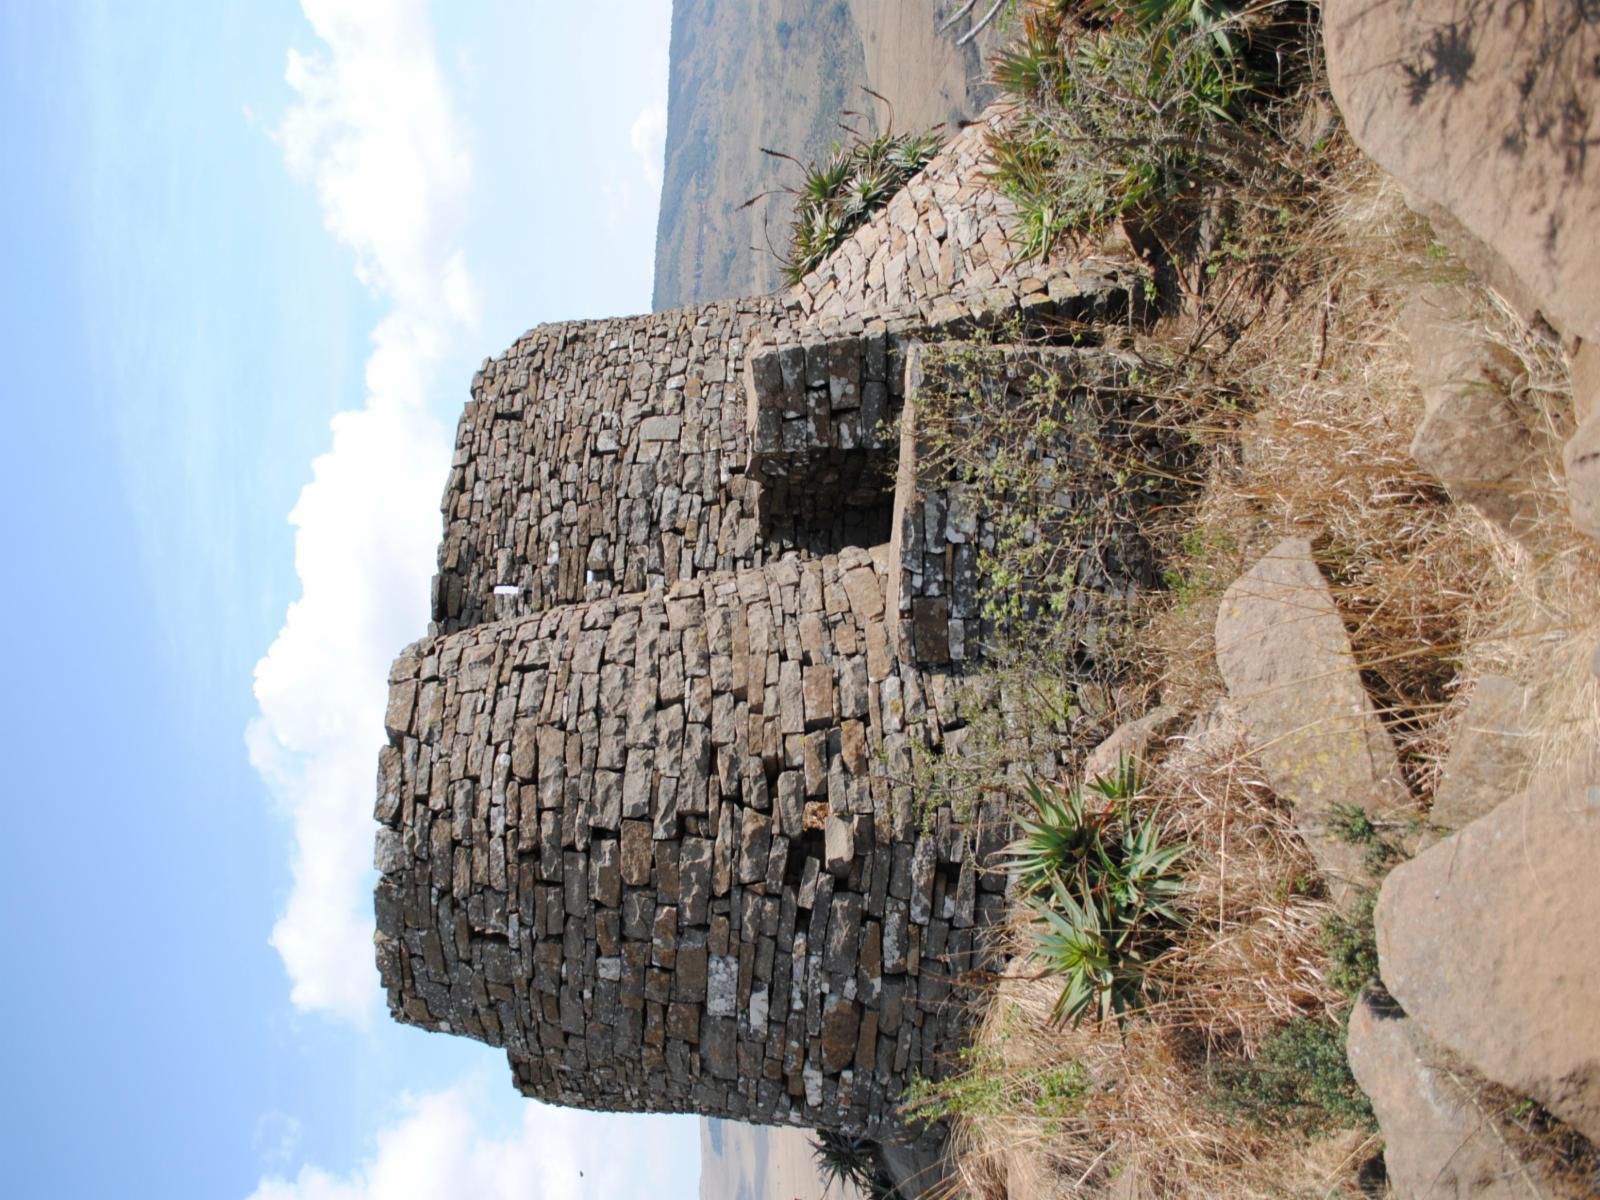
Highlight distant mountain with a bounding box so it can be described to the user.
[652,0,1000,309]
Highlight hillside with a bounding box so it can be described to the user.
[652,0,999,308]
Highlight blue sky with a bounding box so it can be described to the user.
[0,2,700,1196]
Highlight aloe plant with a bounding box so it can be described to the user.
[781,129,943,285]
[1009,758,1187,1026]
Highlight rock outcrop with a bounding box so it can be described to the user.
[1325,0,1600,548]
[1375,753,1600,1146]
[1426,675,1532,837]
[1348,988,1550,1200]
[1402,286,1545,544]
[1325,0,1600,345]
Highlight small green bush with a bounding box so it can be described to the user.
[987,0,1304,255]
[1321,891,1380,999]
[904,1049,1088,1123]
[1330,801,1402,873]
[1214,1018,1374,1132]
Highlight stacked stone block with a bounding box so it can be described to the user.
[378,550,1008,1134]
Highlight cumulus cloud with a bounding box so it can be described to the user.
[253,1111,304,1172]
[250,0,472,1022]
[247,1085,683,1200]
[630,99,667,195]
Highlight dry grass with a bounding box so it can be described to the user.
[940,724,1371,1199]
[933,109,1600,1200]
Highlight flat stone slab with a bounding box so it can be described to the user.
[1377,752,1600,1145]
[1215,537,1411,904]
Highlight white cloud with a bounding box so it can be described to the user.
[246,1084,691,1200]
[630,99,667,195]
[253,1111,304,1172]
[251,0,473,1023]
[277,0,477,324]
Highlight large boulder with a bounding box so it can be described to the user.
[1563,412,1600,542]
[1376,753,1600,1145]
[1325,0,1600,344]
[1214,538,1411,904]
[1348,989,1547,1199]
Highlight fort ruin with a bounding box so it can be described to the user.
[372,112,1153,1136]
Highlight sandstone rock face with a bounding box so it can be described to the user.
[1428,675,1531,835]
[1214,538,1411,903]
[1376,754,1600,1145]
[1403,287,1544,542]
[1348,989,1544,1200]
[1570,343,1598,428]
[1326,0,1600,343]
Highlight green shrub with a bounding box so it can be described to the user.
[987,0,1304,255]
[1213,1017,1374,1132]
[904,1049,1089,1123]
[1321,891,1380,999]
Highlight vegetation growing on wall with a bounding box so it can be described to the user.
[772,127,944,285]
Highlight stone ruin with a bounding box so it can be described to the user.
[372,110,1156,1137]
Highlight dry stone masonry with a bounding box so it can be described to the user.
[374,108,1150,1137]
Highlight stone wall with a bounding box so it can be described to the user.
[378,549,1009,1134]
[435,300,790,634]
[379,105,1159,1140]
[433,108,1139,638]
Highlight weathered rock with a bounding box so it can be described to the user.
[1348,987,1546,1200]
[1428,675,1531,835]
[819,994,861,1073]
[1570,342,1599,428]
[1214,537,1412,903]
[1377,753,1600,1144]
[1326,0,1600,343]
[1082,704,1179,786]
[1403,286,1543,541]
